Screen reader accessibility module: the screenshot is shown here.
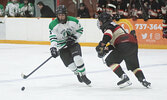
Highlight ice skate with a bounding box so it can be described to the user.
[141,79,151,88]
[80,75,91,85]
[73,71,83,83]
[76,74,83,83]
[117,74,132,88]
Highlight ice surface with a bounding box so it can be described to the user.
[0,44,167,100]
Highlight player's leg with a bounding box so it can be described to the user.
[105,49,132,88]
[70,43,91,85]
[124,43,151,88]
[59,48,82,82]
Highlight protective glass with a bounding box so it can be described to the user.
[97,20,101,29]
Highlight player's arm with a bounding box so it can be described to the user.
[96,29,113,58]
[49,30,57,48]
[49,30,59,58]
[66,19,83,47]
[67,22,83,41]
[74,21,83,39]
[49,19,63,49]
[101,29,113,44]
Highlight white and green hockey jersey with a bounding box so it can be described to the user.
[49,16,83,50]
[5,2,20,17]
[19,3,34,17]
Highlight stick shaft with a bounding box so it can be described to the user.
[24,56,52,79]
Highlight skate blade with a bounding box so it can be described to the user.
[118,81,132,88]
[146,85,151,88]
[144,84,151,88]
[87,84,92,87]
[83,81,91,87]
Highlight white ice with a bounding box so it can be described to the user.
[0,44,167,100]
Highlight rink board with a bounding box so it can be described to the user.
[0,18,167,49]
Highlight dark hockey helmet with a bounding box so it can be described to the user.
[98,12,112,24]
[79,3,85,7]
[56,5,67,23]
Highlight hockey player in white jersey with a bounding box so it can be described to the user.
[5,0,20,17]
[49,5,91,85]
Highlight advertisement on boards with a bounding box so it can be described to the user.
[117,19,167,49]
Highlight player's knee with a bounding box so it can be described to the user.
[73,55,84,66]
[68,63,77,71]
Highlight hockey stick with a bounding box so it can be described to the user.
[21,56,53,79]
[102,57,106,64]
[0,15,7,24]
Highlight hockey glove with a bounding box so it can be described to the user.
[66,35,77,47]
[107,45,115,51]
[130,30,137,39]
[50,47,59,58]
[163,29,167,39]
[96,41,108,58]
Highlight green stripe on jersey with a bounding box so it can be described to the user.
[50,40,56,42]
[55,39,66,43]
[67,16,79,24]
[76,27,83,32]
[57,43,66,47]
[49,19,59,30]
[49,35,56,38]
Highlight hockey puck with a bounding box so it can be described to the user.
[21,86,25,91]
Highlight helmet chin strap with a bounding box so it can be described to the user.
[58,17,67,24]
[58,19,67,24]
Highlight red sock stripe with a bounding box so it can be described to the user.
[113,65,120,72]
[113,26,121,33]
[134,69,142,75]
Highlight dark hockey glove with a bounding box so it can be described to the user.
[163,29,167,39]
[96,41,108,58]
[66,35,77,47]
[107,45,115,51]
[130,30,137,39]
[50,47,59,58]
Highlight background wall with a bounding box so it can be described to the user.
[0,17,103,43]
[0,17,167,49]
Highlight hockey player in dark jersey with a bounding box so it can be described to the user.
[49,5,91,85]
[96,12,151,88]
[162,12,167,38]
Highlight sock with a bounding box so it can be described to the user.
[68,62,78,74]
[133,68,145,82]
[110,64,125,78]
[73,55,86,75]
